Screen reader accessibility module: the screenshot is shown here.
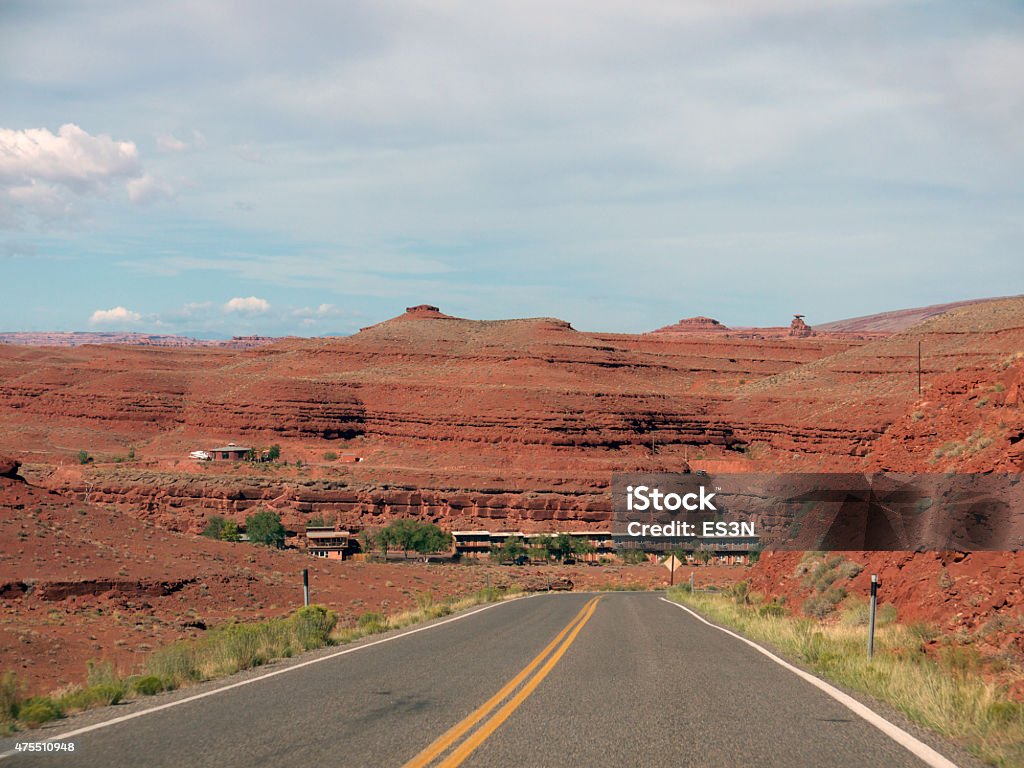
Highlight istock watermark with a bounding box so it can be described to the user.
[612,472,1024,552]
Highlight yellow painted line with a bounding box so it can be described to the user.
[437,596,601,768]
[402,596,600,768]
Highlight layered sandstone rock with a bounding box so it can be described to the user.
[648,316,730,334]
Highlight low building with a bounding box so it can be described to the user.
[451,530,615,560]
[452,530,492,558]
[305,527,358,560]
[208,443,251,461]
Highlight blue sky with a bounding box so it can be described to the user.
[1,0,1022,336]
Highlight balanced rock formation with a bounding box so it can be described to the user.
[788,315,814,337]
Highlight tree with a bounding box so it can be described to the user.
[218,520,240,542]
[530,534,551,562]
[201,515,239,542]
[245,509,285,548]
[571,536,596,562]
[491,536,527,563]
[548,533,573,562]
[201,516,226,539]
[266,444,281,462]
[411,523,452,556]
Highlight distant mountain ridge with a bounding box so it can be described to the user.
[0,331,282,348]
[816,296,1023,333]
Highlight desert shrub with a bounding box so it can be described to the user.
[731,580,751,605]
[60,684,124,712]
[323,451,338,461]
[357,612,388,633]
[17,698,61,727]
[77,450,92,465]
[145,641,200,688]
[618,548,648,564]
[759,602,786,618]
[1,671,22,722]
[290,605,338,650]
[131,675,166,696]
[837,560,863,580]
[803,587,846,618]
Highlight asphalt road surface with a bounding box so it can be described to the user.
[0,593,964,768]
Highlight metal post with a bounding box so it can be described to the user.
[670,557,675,587]
[302,568,310,608]
[690,570,695,593]
[868,574,878,660]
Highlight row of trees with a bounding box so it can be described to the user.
[491,533,596,564]
[360,520,452,558]
[202,509,286,548]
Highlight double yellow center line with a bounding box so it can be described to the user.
[403,595,602,768]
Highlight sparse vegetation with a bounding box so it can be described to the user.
[323,451,338,461]
[77,449,92,465]
[201,515,240,542]
[667,588,1024,766]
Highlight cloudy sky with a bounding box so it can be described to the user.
[1,1,1022,336]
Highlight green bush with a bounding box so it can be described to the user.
[290,605,338,650]
[759,602,786,618]
[323,451,338,461]
[60,684,123,712]
[131,675,166,696]
[803,588,847,618]
[17,698,61,727]
[145,641,200,689]
[77,449,92,465]
[1,671,22,722]
[357,612,388,633]
[245,510,285,548]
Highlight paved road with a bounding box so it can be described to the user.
[0,593,961,768]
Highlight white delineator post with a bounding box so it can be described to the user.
[868,574,878,660]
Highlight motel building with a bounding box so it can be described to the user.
[305,527,358,560]
[451,530,615,561]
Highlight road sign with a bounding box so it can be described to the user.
[663,554,682,587]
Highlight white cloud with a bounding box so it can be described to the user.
[89,306,142,325]
[156,130,205,153]
[0,123,152,225]
[224,296,270,313]
[126,174,175,204]
[0,124,140,192]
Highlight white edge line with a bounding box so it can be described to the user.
[0,596,532,760]
[658,597,960,768]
